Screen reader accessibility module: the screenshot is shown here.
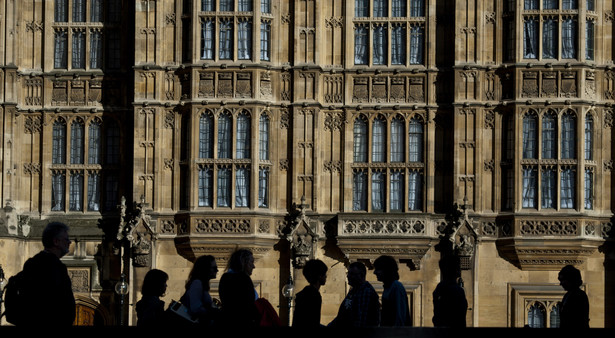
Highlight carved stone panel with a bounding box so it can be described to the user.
[560,72,577,97]
[217,72,233,98]
[353,77,369,103]
[199,72,215,98]
[52,80,68,105]
[372,77,387,103]
[522,71,538,97]
[390,77,406,102]
[408,77,425,102]
[541,72,557,97]
[236,72,252,98]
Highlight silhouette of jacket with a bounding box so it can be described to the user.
[560,288,589,328]
[22,250,75,326]
[432,280,467,328]
[218,271,259,327]
[381,280,411,326]
[293,285,322,327]
[329,281,380,327]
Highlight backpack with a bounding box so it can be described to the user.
[3,271,28,325]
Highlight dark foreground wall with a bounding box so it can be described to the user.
[1,327,613,338]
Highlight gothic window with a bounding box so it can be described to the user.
[259,114,270,161]
[353,0,426,66]
[202,0,215,11]
[217,166,232,207]
[199,166,213,207]
[258,167,269,208]
[518,108,594,211]
[408,117,423,162]
[353,116,368,162]
[88,119,102,164]
[218,111,232,158]
[353,170,368,211]
[585,114,593,160]
[192,108,265,210]
[561,111,576,159]
[390,170,404,211]
[260,20,271,61]
[541,167,556,209]
[560,167,575,209]
[352,112,425,212]
[261,0,271,13]
[50,116,120,213]
[520,1,595,62]
[526,300,561,328]
[584,169,594,210]
[87,171,100,211]
[53,0,110,70]
[372,116,387,162]
[372,170,386,211]
[70,119,85,164]
[199,111,214,159]
[53,119,67,164]
[522,112,538,159]
[522,166,538,208]
[199,3,268,62]
[391,116,405,162]
[236,111,251,159]
[235,166,250,207]
[542,111,556,159]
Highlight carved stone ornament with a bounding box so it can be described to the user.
[280,197,319,268]
[116,196,157,268]
[496,218,604,271]
[336,214,434,270]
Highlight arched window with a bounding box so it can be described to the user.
[542,111,556,159]
[236,111,251,159]
[218,111,232,159]
[390,116,405,162]
[390,170,404,211]
[561,167,575,209]
[371,170,386,211]
[52,119,67,164]
[372,116,386,162]
[541,167,556,209]
[408,117,423,162]
[353,170,368,211]
[561,111,576,159]
[199,111,214,159]
[70,119,85,164]
[88,119,102,164]
[198,166,213,207]
[353,116,368,162]
[522,166,537,208]
[585,114,593,160]
[235,166,250,207]
[523,112,538,159]
[527,302,546,328]
[259,114,270,160]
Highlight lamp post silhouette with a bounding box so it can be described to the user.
[282,276,294,326]
[115,273,129,326]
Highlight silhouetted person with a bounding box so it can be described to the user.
[136,269,169,327]
[558,265,589,328]
[293,259,328,328]
[21,222,75,326]
[329,261,380,327]
[218,249,260,327]
[373,255,411,326]
[180,255,220,326]
[432,256,467,328]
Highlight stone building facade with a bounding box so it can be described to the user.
[0,0,613,328]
